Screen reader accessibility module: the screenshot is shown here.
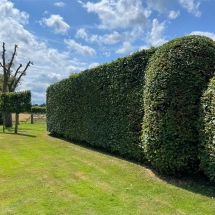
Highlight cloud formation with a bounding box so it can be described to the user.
[54,2,66,7]
[64,39,96,56]
[40,14,70,34]
[178,0,201,17]
[82,0,151,29]
[190,31,215,40]
[168,10,180,19]
[116,41,132,54]
[0,0,29,24]
[146,19,167,47]
[147,0,172,13]
[75,29,125,45]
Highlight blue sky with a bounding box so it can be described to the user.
[0,0,215,104]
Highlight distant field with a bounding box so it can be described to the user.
[0,120,215,215]
[11,113,46,123]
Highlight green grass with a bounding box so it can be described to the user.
[0,120,215,215]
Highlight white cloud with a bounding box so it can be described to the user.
[76,28,89,40]
[92,31,125,45]
[77,0,83,5]
[40,14,70,34]
[76,28,125,45]
[64,39,96,56]
[88,62,100,69]
[103,52,111,57]
[54,2,66,7]
[65,65,84,74]
[43,10,49,15]
[82,0,151,29]
[65,60,98,74]
[146,0,172,13]
[124,26,144,42]
[116,42,132,54]
[0,0,29,24]
[179,0,201,17]
[139,45,150,50]
[146,19,167,47]
[168,10,180,19]
[101,31,125,44]
[75,28,143,45]
[189,31,215,40]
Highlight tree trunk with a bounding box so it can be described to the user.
[0,113,3,125]
[31,113,34,124]
[14,113,19,134]
[2,113,5,133]
[4,113,12,127]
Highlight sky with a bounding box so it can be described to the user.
[0,0,215,104]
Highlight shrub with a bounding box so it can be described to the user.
[199,77,215,182]
[0,91,31,114]
[31,106,46,113]
[47,48,156,161]
[142,35,215,175]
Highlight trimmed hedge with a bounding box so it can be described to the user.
[31,106,46,113]
[199,77,215,182]
[142,35,215,175]
[0,91,31,114]
[47,48,156,161]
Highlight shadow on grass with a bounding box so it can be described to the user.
[0,132,37,137]
[49,133,215,199]
[0,128,37,137]
[155,171,215,198]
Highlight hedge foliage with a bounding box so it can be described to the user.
[0,91,31,114]
[199,77,215,181]
[31,106,46,113]
[142,35,215,175]
[47,48,156,161]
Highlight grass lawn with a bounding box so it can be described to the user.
[0,116,215,215]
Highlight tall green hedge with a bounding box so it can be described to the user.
[199,77,215,182]
[47,48,156,161]
[142,35,215,175]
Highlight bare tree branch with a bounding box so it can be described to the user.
[13,64,22,80]
[2,42,8,93]
[8,61,33,92]
[7,44,18,74]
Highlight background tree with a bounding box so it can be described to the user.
[0,42,33,127]
[0,91,31,133]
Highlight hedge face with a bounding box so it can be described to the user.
[47,48,155,161]
[142,35,215,175]
[0,91,31,114]
[199,77,215,182]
